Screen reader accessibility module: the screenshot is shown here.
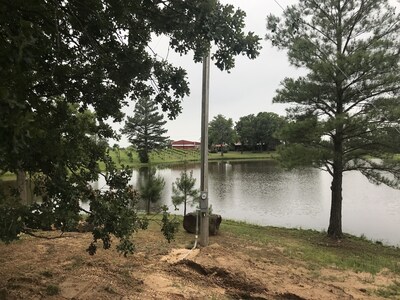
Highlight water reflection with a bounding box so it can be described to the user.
[3,160,399,246]
[210,162,328,229]
[156,160,399,246]
[94,160,398,246]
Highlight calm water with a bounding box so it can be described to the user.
[111,160,400,246]
[3,160,399,246]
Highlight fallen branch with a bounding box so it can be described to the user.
[21,227,69,240]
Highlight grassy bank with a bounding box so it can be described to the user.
[1,215,400,299]
[108,148,276,168]
[0,172,16,181]
[1,150,275,181]
[221,219,400,276]
[219,219,400,298]
[140,214,400,278]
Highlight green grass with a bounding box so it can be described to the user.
[0,172,17,181]
[377,281,400,298]
[221,219,400,275]
[208,151,276,161]
[107,148,276,169]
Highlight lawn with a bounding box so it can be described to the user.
[108,148,276,168]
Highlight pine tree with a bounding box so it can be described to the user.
[172,165,199,215]
[122,97,169,163]
[140,168,165,215]
[267,0,400,239]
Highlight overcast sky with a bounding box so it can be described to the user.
[113,0,299,147]
[116,0,399,147]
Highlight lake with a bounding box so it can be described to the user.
[3,160,399,246]
[109,160,400,246]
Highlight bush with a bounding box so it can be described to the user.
[46,284,60,296]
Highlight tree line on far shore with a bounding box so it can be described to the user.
[121,96,287,162]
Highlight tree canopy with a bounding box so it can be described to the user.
[235,114,256,150]
[0,0,261,252]
[208,114,235,155]
[266,0,400,238]
[1,0,261,168]
[236,112,285,151]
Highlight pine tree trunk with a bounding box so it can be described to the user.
[327,168,343,238]
[327,0,345,239]
[328,22,345,239]
[328,133,344,238]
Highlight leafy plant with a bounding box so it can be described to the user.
[160,206,180,243]
[86,161,150,256]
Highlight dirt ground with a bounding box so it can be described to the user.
[0,223,398,300]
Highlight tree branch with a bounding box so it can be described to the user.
[21,227,68,239]
[342,0,365,54]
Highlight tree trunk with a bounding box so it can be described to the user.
[327,168,343,238]
[328,120,344,238]
[17,170,28,204]
[184,199,187,216]
[146,199,151,215]
[328,12,345,239]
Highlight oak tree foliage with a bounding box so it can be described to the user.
[235,112,285,151]
[208,114,235,155]
[0,0,261,253]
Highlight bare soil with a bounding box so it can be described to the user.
[0,222,398,300]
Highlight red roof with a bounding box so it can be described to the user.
[171,140,201,146]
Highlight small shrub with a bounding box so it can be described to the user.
[46,284,60,296]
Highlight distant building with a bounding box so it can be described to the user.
[171,140,201,150]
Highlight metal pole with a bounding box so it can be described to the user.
[199,52,210,247]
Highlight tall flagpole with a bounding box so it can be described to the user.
[199,52,210,247]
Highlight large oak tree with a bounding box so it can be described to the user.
[235,112,285,151]
[266,0,400,238]
[0,0,261,252]
[208,114,235,155]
